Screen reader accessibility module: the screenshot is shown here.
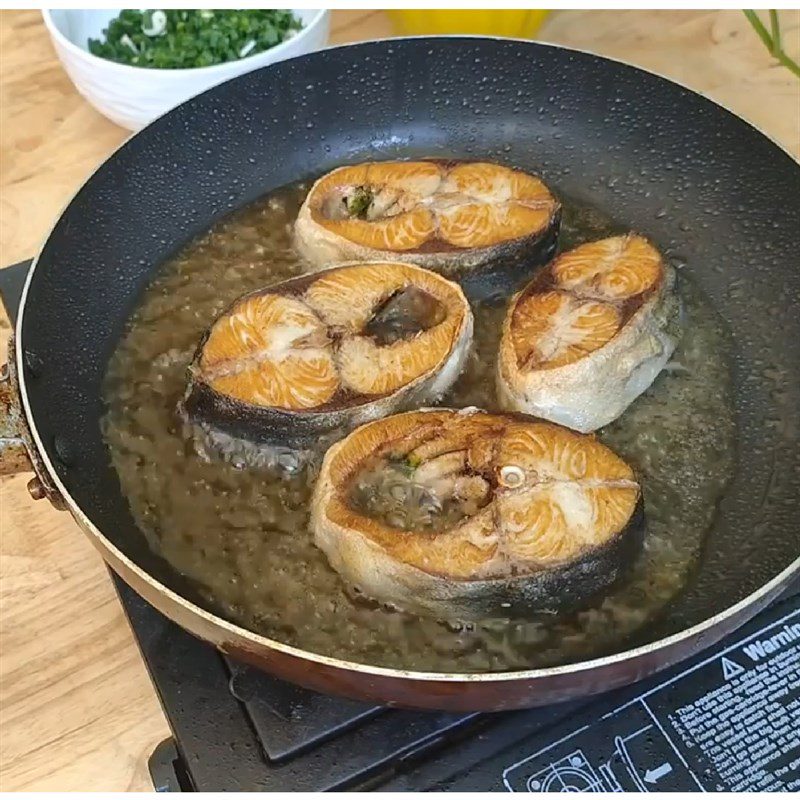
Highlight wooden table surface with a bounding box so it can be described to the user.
[1,8,798,792]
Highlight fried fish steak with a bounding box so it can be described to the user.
[497,234,681,432]
[294,160,561,298]
[311,408,644,621]
[182,262,473,455]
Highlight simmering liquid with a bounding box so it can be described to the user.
[102,182,736,672]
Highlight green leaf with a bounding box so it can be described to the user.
[743,10,774,52]
[768,10,781,54]
[743,10,800,80]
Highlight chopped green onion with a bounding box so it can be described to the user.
[141,10,167,38]
[87,10,303,70]
[346,186,374,219]
[119,34,138,54]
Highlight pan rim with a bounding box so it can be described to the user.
[15,35,800,683]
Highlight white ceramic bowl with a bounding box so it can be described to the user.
[42,9,330,131]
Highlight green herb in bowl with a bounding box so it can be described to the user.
[87,9,303,69]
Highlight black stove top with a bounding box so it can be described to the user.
[3,261,799,792]
[116,578,800,792]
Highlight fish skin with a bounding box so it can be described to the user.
[497,235,682,432]
[315,500,644,621]
[311,408,644,621]
[181,263,473,453]
[294,159,562,301]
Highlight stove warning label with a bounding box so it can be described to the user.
[503,608,800,792]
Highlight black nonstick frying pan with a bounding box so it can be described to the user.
[2,38,798,711]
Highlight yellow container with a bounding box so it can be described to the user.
[387,10,550,39]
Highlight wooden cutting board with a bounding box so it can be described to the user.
[0,9,797,792]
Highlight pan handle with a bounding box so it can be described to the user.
[0,338,65,508]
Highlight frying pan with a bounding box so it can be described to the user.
[2,38,799,712]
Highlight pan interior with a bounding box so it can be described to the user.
[101,180,737,672]
[18,38,800,675]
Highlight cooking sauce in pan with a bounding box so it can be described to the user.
[102,180,736,672]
